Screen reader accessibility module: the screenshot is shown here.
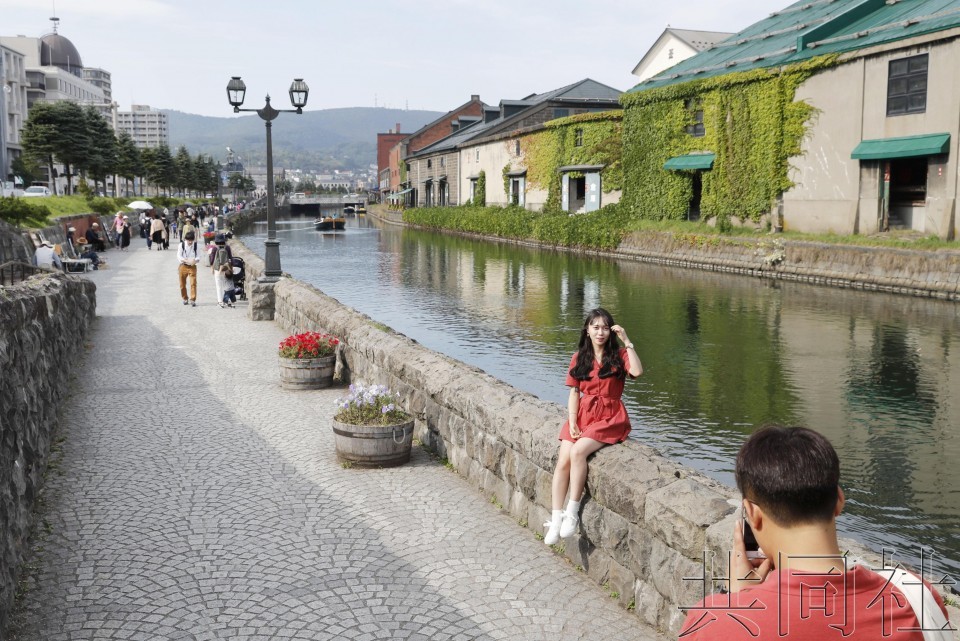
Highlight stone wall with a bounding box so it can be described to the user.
[230,231,953,635]
[614,232,960,301]
[0,272,97,632]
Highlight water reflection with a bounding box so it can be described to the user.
[241,214,960,574]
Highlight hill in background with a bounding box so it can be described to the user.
[165,107,441,172]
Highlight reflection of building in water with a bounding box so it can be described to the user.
[775,292,959,522]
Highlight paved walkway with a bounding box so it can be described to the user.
[9,245,664,640]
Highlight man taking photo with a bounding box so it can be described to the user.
[680,426,952,640]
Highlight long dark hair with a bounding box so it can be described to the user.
[569,308,625,381]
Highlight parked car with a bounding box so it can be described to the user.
[22,186,52,197]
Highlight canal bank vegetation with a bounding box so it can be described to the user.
[403,204,631,250]
[401,204,957,252]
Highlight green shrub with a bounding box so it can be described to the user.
[0,196,51,227]
[403,203,630,251]
[87,197,117,216]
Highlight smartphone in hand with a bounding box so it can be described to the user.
[742,518,765,559]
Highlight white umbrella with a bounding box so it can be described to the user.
[127,200,154,210]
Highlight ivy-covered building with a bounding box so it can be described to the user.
[458,110,623,212]
[624,0,960,239]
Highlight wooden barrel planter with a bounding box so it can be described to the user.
[332,418,414,468]
[278,355,336,390]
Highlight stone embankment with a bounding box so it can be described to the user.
[0,272,96,632]
[231,240,888,635]
[374,207,960,301]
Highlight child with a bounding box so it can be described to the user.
[544,308,643,545]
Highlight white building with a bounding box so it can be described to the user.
[115,104,169,149]
[0,25,114,178]
[1,43,29,181]
[0,33,108,108]
[631,28,732,82]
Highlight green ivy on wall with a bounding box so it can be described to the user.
[502,163,512,197]
[399,160,407,185]
[476,170,486,207]
[519,111,623,213]
[619,55,838,224]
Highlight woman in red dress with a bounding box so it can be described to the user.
[544,308,643,545]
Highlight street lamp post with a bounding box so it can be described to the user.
[226,76,309,281]
[216,161,223,231]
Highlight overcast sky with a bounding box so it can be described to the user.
[5,0,786,118]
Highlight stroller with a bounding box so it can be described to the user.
[230,256,247,300]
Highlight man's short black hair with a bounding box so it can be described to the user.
[735,425,840,526]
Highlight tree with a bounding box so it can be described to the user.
[20,102,59,194]
[139,147,157,196]
[115,131,142,196]
[21,101,92,194]
[50,102,90,195]
[174,145,192,196]
[83,106,118,194]
[148,143,175,195]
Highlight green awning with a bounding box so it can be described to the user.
[664,153,715,170]
[851,133,951,160]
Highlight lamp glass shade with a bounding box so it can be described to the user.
[226,76,246,107]
[289,79,309,109]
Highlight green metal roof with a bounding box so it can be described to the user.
[630,0,960,93]
[664,153,716,170]
[850,132,951,159]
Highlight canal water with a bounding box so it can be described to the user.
[239,212,960,576]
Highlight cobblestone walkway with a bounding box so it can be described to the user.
[9,245,664,640]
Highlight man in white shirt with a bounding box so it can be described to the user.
[177,231,200,306]
[33,240,63,270]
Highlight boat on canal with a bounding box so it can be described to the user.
[314,216,346,231]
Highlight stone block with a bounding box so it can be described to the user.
[645,479,735,558]
[588,444,681,524]
[603,558,636,607]
[247,279,277,321]
[633,579,666,629]
[513,457,538,500]
[533,467,553,509]
[507,490,529,520]
[625,523,654,579]
[647,536,711,614]
[704,508,740,560]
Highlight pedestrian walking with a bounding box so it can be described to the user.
[543,308,642,545]
[162,215,171,250]
[112,211,124,245]
[177,231,200,306]
[150,212,165,252]
[210,234,235,308]
[118,215,131,250]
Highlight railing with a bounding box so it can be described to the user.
[0,261,45,286]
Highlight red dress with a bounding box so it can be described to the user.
[559,349,632,444]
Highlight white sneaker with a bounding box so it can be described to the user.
[559,512,579,538]
[543,510,563,546]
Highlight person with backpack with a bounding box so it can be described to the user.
[209,234,235,308]
[177,231,200,306]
